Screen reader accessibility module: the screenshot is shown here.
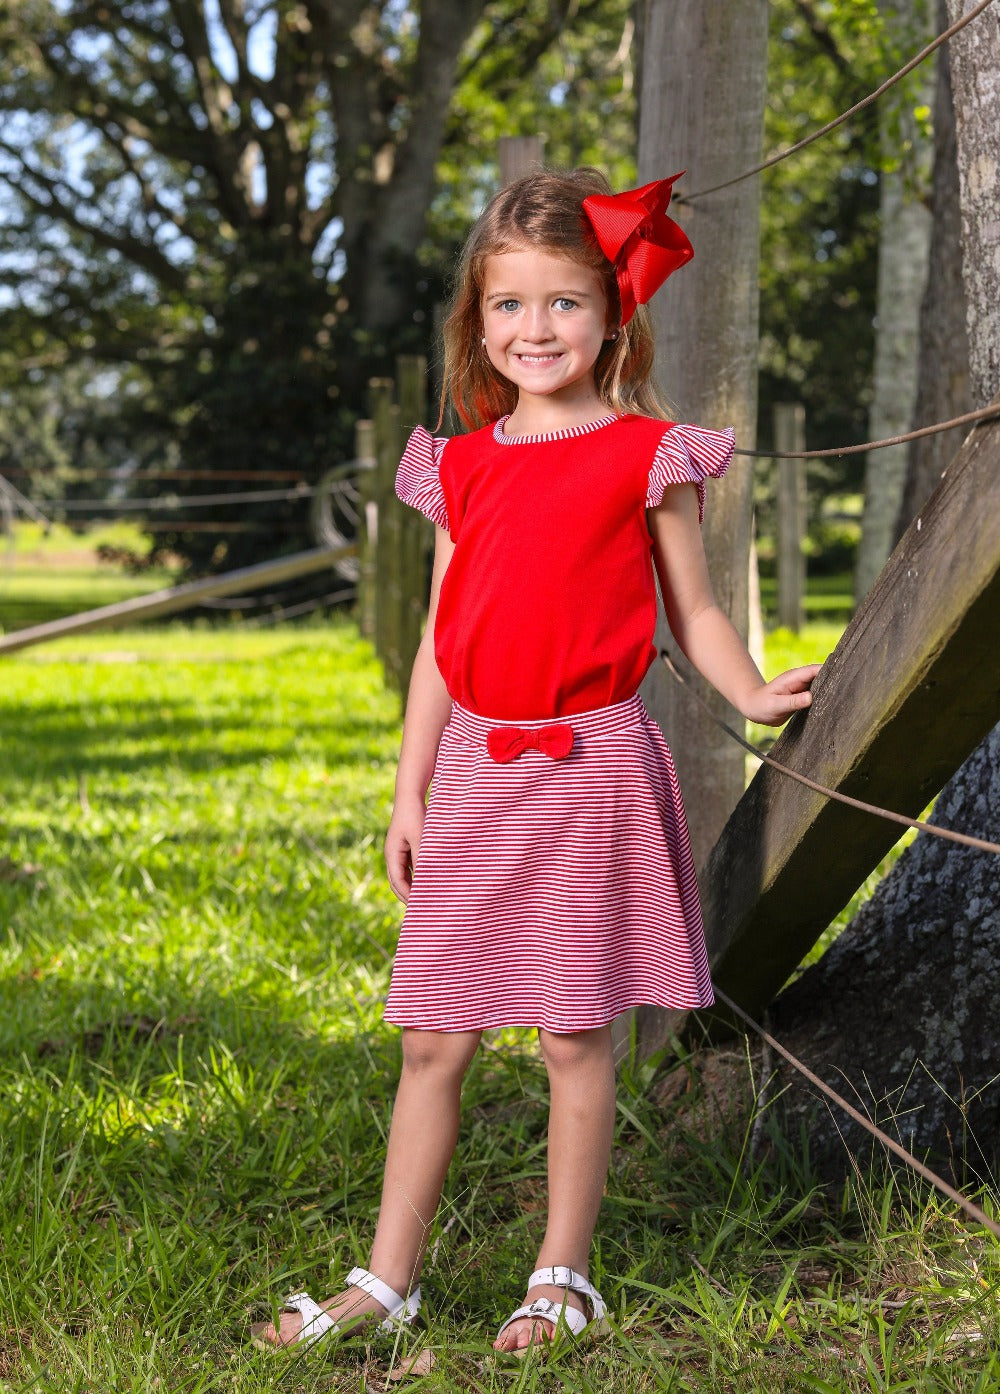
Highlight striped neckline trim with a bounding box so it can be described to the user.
[493,414,620,445]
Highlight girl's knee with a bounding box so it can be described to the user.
[538,1025,613,1075]
[400,1027,481,1080]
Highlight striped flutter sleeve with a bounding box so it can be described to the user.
[646,423,735,523]
[395,425,450,530]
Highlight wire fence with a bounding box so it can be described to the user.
[0,361,430,691]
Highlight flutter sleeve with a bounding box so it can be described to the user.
[395,425,451,530]
[646,422,736,524]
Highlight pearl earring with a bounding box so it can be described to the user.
[608,330,620,342]
[481,336,487,347]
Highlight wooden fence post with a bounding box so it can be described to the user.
[696,396,1000,1029]
[774,402,806,632]
[367,359,432,696]
[499,135,545,186]
[370,378,403,690]
[355,418,377,642]
[396,355,430,693]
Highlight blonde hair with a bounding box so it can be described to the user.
[439,167,674,431]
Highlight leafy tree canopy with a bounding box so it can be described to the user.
[0,0,924,578]
[755,0,934,557]
[0,0,634,570]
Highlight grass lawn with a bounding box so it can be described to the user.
[758,573,855,622]
[0,523,179,633]
[0,622,997,1392]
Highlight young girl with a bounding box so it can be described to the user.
[254,167,820,1356]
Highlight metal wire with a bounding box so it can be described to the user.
[712,985,1000,1242]
[680,0,998,201]
[736,402,1000,459]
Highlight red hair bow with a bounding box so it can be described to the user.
[582,173,693,325]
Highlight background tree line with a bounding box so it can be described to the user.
[1,0,898,579]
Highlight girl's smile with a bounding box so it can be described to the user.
[481,248,615,426]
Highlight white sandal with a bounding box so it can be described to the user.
[495,1265,608,1352]
[251,1266,421,1352]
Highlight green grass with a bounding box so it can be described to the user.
[0,522,179,632]
[1,622,997,1392]
[759,573,854,621]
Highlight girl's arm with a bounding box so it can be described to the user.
[648,484,821,726]
[385,525,456,902]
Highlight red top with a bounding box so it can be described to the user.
[396,413,734,720]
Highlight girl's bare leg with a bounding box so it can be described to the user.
[260,1027,481,1345]
[493,1024,616,1352]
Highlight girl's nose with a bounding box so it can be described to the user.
[522,304,553,340]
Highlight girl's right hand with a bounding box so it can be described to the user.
[385,796,427,903]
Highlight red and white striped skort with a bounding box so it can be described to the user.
[383,694,713,1034]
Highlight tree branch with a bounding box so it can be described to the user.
[0,140,189,294]
[792,0,856,82]
[164,0,258,225]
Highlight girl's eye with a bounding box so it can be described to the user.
[554,297,577,311]
[496,299,520,312]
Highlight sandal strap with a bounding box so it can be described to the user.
[282,1292,337,1349]
[346,1266,421,1326]
[495,1267,608,1344]
[279,1272,420,1351]
[495,1296,591,1343]
[526,1266,607,1321]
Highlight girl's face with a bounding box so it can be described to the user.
[481,248,614,415]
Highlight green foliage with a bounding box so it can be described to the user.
[0,621,996,1391]
[759,0,885,480]
[0,0,637,576]
[434,0,637,236]
[0,0,942,581]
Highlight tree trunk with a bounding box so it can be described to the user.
[895,0,971,540]
[636,0,768,868]
[768,0,1000,1176]
[854,1,935,603]
[945,0,1000,406]
[771,722,1000,1174]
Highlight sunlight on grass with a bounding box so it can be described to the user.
[1,520,183,632]
[0,619,996,1392]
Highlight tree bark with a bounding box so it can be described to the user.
[945,0,1000,407]
[771,722,1000,1174]
[767,0,1000,1176]
[854,0,934,604]
[895,0,971,540]
[636,0,768,869]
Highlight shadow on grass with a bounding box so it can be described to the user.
[0,974,401,1228]
[0,698,399,780]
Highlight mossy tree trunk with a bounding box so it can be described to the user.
[894,0,972,542]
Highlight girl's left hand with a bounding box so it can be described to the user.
[744,664,823,727]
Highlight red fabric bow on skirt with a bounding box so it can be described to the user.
[486,724,574,763]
